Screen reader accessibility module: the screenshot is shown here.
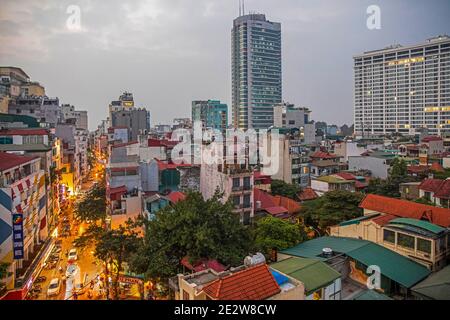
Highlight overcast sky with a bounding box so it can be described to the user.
[0,0,449,130]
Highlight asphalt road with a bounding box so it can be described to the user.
[32,177,103,300]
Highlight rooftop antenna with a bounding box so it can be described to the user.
[243,0,245,15]
[239,0,241,16]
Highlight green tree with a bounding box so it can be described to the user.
[302,190,364,233]
[0,262,9,294]
[366,158,417,198]
[253,216,305,255]
[94,222,142,300]
[270,179,301,200]
[415,197,437,206]
[74,182,107,222]
[128,191,252,287]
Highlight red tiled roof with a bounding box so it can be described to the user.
[434,180,450,200]
[0,152,39,171]
[298,188,318,201]
[254,188,277,209]
[422,136,443,143]
[254,171,271,180]
[167,191,186,204]
[148,139,164,147]
[156,159,191,170]
[334,172,356,180]
[107,185,127,200]
[371,214,396,226]
[112,141,138,148]
[419,178,444,193]
[310,151,338,160]
[181,257,226,273]
[202,264,281,300]
[407,165,430,174]
[354,180,368,189]
[430,162,445,172]
[265,206,289,216]
[0,128,49,136]
[273,196,301,214]
[360,194,450,227]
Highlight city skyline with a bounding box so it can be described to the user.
[0,0,449,130]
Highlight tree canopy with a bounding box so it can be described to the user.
[74,182,107,222]
[301,190,364,232]
[128,191,252,283]
[270,179,301,200]
[366,157,419,198]
[253,216,305,255]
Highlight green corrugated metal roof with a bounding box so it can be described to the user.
[339,213,380,227]
[353,290,393,300]
[347,242,431,288]
[412,265,450,300]
[388,218,446,235]
[270,257,341,295]
[281,236,431,289]
[280,236,370,261]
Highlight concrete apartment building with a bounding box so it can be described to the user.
[200,152,254,225]
[191,100,228,131]
[273,103,316,144]
[8,96,61,128]
[61,104,88,131]
[232,14,282,130]
[0,67,45,114]
[0,153,47,295]
[267,129,311,187]
[354,35,450,137]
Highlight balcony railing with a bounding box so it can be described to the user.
[112,208,126,215]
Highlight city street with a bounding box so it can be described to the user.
[30,165,104,300]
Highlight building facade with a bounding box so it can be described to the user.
[354,36,450,137]
[192,100,228,131]
[232,14,282,130]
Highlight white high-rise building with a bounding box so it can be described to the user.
[354,35,450,137]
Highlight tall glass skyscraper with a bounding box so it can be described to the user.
[232,14,282,130]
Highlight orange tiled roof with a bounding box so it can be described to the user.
[430,162,445,172]
[298,188,318,201]
[202,264,281,300]
[360,194,450,227]
[273,195,301,214]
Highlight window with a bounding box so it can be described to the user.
[182,290,190,300]
[288,120,295,125]
[243,195,251,208]
[383,229,395,244]
[243,176,251,190]
[232,178,240,188]
[398,233,415,249]
[417,238,431,254]
[233,196,240,207]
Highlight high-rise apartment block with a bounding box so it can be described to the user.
[354,35,450,137]
[232,14,282,130]
[192,100,228,131]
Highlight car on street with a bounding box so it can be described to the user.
[68,249,78,261]
[47,278,61,297]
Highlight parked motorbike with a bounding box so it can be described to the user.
[34,276,46,283]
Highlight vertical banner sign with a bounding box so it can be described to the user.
[12,214,24,259]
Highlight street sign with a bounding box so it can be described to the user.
[12,214,24,260]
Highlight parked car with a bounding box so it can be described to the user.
[47,278,61,297]
[68,249,77,261]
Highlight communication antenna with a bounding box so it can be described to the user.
[243,0,245,15]
[239,0,241,16]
